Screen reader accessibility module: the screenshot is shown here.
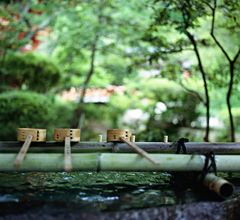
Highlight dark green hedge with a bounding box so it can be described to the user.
[0,52,61,92]
[0,91,74,140]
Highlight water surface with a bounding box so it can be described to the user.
[0,172,239,213]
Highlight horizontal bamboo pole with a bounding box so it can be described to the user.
[0,153,98,172]
[0,153,240,172]
[1,142,240,154]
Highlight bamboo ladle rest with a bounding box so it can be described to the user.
[107,129,158,165]
[15,128,46,168]
[54,128,81,172]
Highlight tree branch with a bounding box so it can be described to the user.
[180,2,210,141]
[180,81,206,105]
[79,33,99,104]
[208,0,239,141]
[210,0,232,62]
[156,47,193,54]
[232,48,240,64]
[202,0,213,10]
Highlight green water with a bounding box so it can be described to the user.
[0,172,239,212]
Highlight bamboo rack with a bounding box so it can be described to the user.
[1,142,240,154]
[1,153,240,172]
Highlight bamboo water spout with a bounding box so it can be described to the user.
[202,173,234,198]
[1,153,240,172]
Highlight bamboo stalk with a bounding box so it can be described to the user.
[202,173,234,198]
[64,137,72,172]
[2,142,240,154]
[130,135,136,142]
[164,136,168,143]
[1,153,240,172]
[120,137,158,164]
[98,135,103,142]
[14,135,33,169]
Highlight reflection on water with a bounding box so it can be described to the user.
[0,172,239,211]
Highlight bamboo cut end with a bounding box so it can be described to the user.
[203,173,234,198]
[164,135,168,143]
[98,134,103,142]
[131,135,136,142]
[14,159,22,169]
[64,163,72,172]
[220,183,234,198]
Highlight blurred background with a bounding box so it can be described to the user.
[0,0,239,142]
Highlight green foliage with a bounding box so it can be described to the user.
[0,0,239,142]
[110,78,200,141]
[0,91,74,140]
[75,78,200,142]
[51,0,153,87]
[0,1,61,55]
[0,53,61,92]
[219,107,240,132]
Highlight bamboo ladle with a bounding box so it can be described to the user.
[107,129,158,165]
[54,128,81,172]
[15,128,46,169]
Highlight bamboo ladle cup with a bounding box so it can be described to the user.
[15,128,46,168]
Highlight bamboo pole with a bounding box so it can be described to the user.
[98,135,103,142]
[1,153,240,172]
[2,142,240,154]
[202,173,234,198]
[0,146,112,153]
[164,136,168,143]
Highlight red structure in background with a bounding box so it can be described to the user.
[0,2,49,52]
[61,86,125,104]
[18,28,50,52]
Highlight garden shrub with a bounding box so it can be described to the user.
[0,52,61,93]
[0,91,74,140]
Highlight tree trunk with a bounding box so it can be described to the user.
[185,31,210,142]
[71,34,99,128]
[207,0,240,142]
[227,63,235,141]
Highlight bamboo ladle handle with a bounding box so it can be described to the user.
[64,137,72,172]
[120,137,159,165]
[14,134,33,168]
